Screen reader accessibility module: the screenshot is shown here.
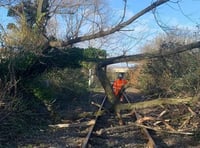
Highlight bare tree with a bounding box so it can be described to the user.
[47,0,169,47]
[1,0,200,107]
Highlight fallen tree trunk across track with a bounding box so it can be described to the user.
[116,97,196,111]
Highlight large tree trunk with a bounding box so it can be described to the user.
[116,97,197,111]
[95,65,117,104]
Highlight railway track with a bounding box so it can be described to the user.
[46,93,197,148]
[81,95,107,148]
[17,91,198,147]
[80,94,158,148]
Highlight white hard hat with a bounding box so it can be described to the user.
[118,73,123,78]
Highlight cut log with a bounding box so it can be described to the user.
[49,120,95,128]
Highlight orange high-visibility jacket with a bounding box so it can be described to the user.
[113,79,128,96]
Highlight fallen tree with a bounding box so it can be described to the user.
[3,0,200,105]
[95,41,200,107]
[2,0,200,115]
[116,96,199,111]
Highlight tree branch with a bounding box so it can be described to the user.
[49,0,169,47]
[98,41,200,67]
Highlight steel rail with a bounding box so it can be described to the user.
[81,93,157,148]
[124,93,156,147]
[81,95,107,148]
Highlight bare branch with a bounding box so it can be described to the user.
[118,0,127,24]
[49,0,169,47]
[98,41,200,67]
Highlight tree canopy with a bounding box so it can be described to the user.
[1,0,200,105]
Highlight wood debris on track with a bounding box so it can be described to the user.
[17,89,200,148]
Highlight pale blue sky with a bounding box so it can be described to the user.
[1,1,199,33]
[103,0,200,56]
[0,0,200,58]
[108,0,200,26]
[106,0,200,66]
[0,7,14,28]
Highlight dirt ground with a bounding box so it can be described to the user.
[13,88,200,147]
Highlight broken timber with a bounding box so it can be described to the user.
[48,120,95,128]
[135,110,156,148]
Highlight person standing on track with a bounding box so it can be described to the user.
[112,73,128,102]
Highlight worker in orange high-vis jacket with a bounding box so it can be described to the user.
[112,73,128,102]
